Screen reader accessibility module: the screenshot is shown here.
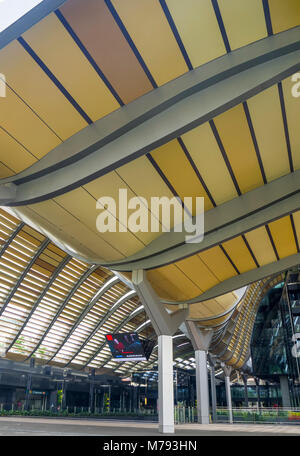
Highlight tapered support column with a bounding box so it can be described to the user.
[222,363,233,423]
[185,321,213,424]
[195,350,210,424]
[158,335,174,433]
[225,376,233,423]
[280,375,291,408]
[208,354,217,422]
[132,270,188,434]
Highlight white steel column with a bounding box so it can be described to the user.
[221,363,233,424]
[132,269,188,434]
[225,375,233,423]
[185,322,213,425]
[208,354,217,422]
[158,335,174,433]
[195,349,210,424]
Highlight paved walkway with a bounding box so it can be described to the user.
[0,417,299,436]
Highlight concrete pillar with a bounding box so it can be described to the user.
[158,335,174,433]
[185,322,213,424]
[242,374,249,407]
[222,364,233,423]
[280,375,291,408]
[208,354,217,422]
[195,349,210,424]
[225,376,233,423]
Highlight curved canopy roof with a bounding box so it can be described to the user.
[0,206,290,377]
[0,0,299,323]
[0,207,245,375]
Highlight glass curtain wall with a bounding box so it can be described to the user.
[251,268,300,406]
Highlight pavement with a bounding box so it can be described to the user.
[0,417,299,436]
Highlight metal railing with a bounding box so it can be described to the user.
[0,402,158,419]
[174,405,196,424]
[216,407,300,424]
[174,405,300,424]
[2,403,300,425]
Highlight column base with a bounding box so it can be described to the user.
[159,424,175,434]
[198,416,210,424]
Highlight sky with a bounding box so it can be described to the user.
[0,0,43,33]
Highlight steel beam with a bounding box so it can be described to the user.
[26,264,98,360]
[1,28,300,206]
[164,252,300,305]
[210,275,282,357]
[64,287,136,367]
[0,183,17,205]
[132,270,188,336]
[102,170,300,271]
[6,254,71,352]
[185,321,213,351]
[0,238,50,318]
[0,222,25,257]
[47,274,119,363]
[0,0,68,51]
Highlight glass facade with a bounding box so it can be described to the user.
[216,384,281,407]
[251,283,288,377]
[251,269,300,405]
